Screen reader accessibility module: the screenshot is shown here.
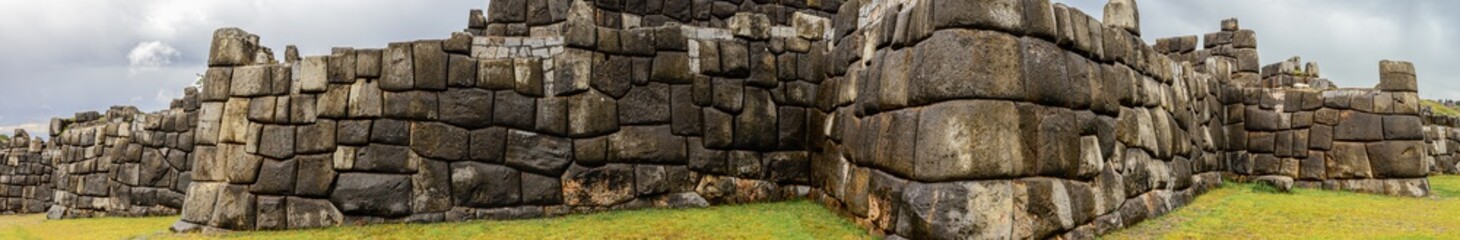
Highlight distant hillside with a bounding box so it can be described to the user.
[1423,99,1460,117]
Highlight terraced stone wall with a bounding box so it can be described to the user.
[47,101,198,218]
[0,130,53,214]
[170,0,837,231]
[1424,115,1460,174]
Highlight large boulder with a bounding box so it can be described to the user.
[450,162,521,208]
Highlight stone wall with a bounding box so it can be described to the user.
[1424,115,1460,174]
[0,0,1444,239]
[0,130,53,214]
[47,100,198,218]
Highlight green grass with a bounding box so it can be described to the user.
[1106,175,1460,239]
[0,200,870,240]
[1423,99,1460,117]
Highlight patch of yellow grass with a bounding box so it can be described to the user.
[0,214,175,240]
[1106,175,1460,239]
[1423,100,1460,117]
[0,200,869,240]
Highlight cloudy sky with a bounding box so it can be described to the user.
[0,0,1454,137]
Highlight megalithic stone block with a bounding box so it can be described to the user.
[381,42,415,91]
[209,28,257,67]
[1103,0,1140,36]
[1378,60,1418,92]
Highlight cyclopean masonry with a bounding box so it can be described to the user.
[0,0,1445,239]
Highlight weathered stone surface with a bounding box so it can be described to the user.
[915,100,1022,181]
[1378,60,1418,92]
[356,49,382,78]
[514,58,545,97]
[1103,0,1139,36]
[250,159,297,195]
[564,164,636,206]
[295,154,337,197]
[1367,141,1426,178]
[330,173,412,217]
[734,89,778,150]
[208,28,256,66]
[651,52,694,84]
[469,127,507,163]
[504,130,572,175]
[208,185,256,230]
[607,126,686,164]
[493,91,537,130]
[257,125,295,159]
[180,182,223,223]
[521,172,562,205]
[568,90,618,137]
[1334,111,1383,141]
[231,65,272,97]
[381,42,415,91]
[911,30,1024,105]
[255,196,287,230]
[439,88,494,129]
[355,145,416,173]
[933,0,1024,34]
[370,119,411,145]
[450,162,520,207]
[297,120,336,154]
[337,120,370,146]
[411,122,468,161]
[478,59,516,90]
[447,55,477,88]
[349,80,384,118]
[1383,115,1424,140]
[1254,175,1293,192]
[1326,142,1373,179]
[286,197,342,229]
[899,180,1014,239]
[383,91,438,120]
[619,83,671,124]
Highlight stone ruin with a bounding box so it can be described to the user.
[0,0,1452,238]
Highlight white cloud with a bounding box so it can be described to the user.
[127,41,181,75]
[0,123,48,139]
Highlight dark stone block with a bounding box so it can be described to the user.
[411,122,469,161]
[1383,115,1424,140]
[469,127,508,163]
[911,30,1024,105]
[505,130,572,175]
[296,120,337,154]
[258,125,296,159]
[619,83,672,124]
[451,161,521,208]
[371,119,411,145]
[1367,141,1426,178]
[439,88,494,129]
[383,91,439,121]
[447,54,478,88]
[250,159,297,195]
[608,126,686,164]
[1334,111,1383,141]
[734,89,777,150]
[355,145,416,173]
[522,172,562,205]
[331,173,412,217]
[493,91,537,130]
[338,119,371,146]
[294,154,337,197]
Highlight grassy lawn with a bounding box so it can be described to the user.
[1106,175,1460,239]
[0,200,870,240]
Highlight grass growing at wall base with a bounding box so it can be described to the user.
[1106,175,1460,239]
[0,200,870,239]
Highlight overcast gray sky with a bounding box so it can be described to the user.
[0,0,1455,137]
